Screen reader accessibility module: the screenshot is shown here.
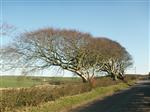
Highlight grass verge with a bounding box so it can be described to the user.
[13,82,134,112]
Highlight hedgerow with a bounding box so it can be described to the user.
[0,83,91,112]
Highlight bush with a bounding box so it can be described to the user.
[0,76,136,112]
[0,83,91,111]
[93,77,121,88]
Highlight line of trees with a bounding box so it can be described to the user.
[1,28,133,84]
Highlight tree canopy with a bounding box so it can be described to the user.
[1,28,133,83]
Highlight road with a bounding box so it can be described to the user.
[70,80,150,112]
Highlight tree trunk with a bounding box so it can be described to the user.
[88,78,96,88]
[118,73,124,80]
[111,73,118,81]
[113,75,118,81]
[81,77,88,83]
[75,72,88,83]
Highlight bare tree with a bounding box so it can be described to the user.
[0,23,16,36]
[1,27,133,83]
[97,39,133,80]
[0,23,17,72]
[6,28,98,83]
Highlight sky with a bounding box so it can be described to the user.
[0,0,149,75]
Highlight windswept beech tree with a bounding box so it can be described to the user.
[0,23,16,36]
[2,28,133,83]
[0,23,17,71]
[96,38,133,80]
[7,28,97,83]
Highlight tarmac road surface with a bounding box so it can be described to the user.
[70,80,150,112]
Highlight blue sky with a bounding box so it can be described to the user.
[0,0,149,75]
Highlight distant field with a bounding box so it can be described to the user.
[0,76,81,88]
[0,75,142,88]
[0,76,41,88]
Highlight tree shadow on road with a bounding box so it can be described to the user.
[70,81,150,112]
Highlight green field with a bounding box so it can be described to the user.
[0,76,81,88]
[0,75,120,88]
[0,76,41,88]
[0,75,141,88]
